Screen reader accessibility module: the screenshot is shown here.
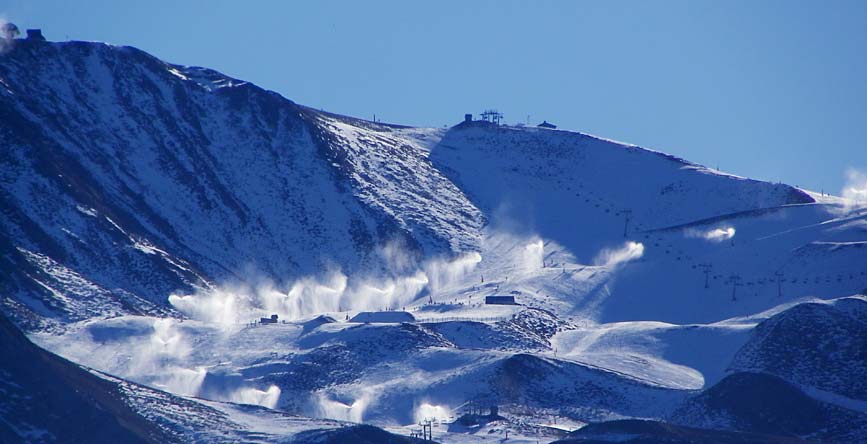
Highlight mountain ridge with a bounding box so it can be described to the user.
[2,38,822,329]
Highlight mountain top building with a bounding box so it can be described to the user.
[26,29,46,41]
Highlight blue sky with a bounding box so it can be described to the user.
[6,0,867,193]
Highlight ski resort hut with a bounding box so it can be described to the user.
[485,295,516,305]
[537,120,557,129]
[260,314,279,325]
[464,113,472,123]
[26,29,46,41]
[349,311,415,324]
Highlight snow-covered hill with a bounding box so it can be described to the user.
[0,310,429,444]
[553,418,814,444]
[0,311,171,443]
[670,372,867,443]
[3,37,867,443]
[730,296,867,403]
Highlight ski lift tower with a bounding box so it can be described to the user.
[480,109,503,125]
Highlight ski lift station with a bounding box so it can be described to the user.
[259,314,279,325]
[485,295,517,305]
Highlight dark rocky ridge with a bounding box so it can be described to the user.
[0,312,174,444]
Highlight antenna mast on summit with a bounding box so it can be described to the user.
[480,109,503,125]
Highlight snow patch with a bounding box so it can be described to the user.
[166,67,189,81]
[75,205,98,217]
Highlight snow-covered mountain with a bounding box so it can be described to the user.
[0,39,482,329]
[3,37,867,443]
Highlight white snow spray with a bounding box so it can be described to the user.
[704,227,736,242]
[479,231,551,277]
[686,226,736,242]
[227,385,282,409]
[414,401,453,423]
[593,241,644,267]
[168,288,249,325]
[840,168,867,211]
[169,250,482,324]
[85,318,281,408]
[0,18,18,55]
[313,392,374,423]
[521,238,545,273]
[113,318,210,398]
[423,252,482,294]
[378,238,419,274]
[157,366,208,397]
